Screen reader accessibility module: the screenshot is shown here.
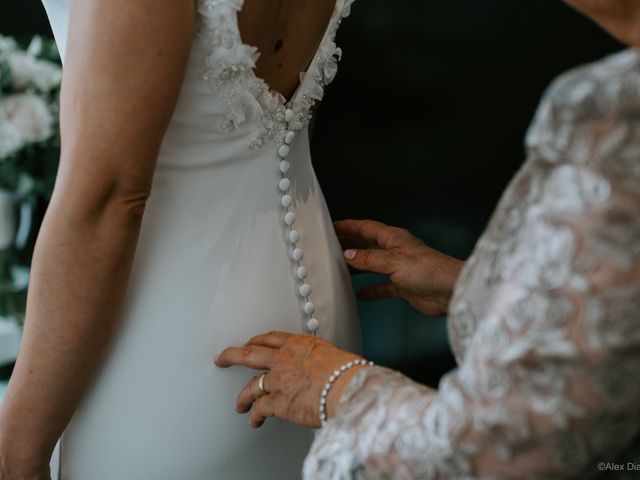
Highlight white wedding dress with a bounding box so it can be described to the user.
[41,0,360,478]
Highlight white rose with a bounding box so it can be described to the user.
[27,36,43,57]
[7,52,35,90]
[1,94,54,144]
[0,36,17,55]
[30,59,62,92]
[0,117,24,159]
[8,53,61,92]
[0,190,15,250]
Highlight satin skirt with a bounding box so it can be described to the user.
[54,131,361,479]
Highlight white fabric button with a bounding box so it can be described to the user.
[297,266,308,279]
[278,144,291,158]
[284,212,296,226]
[285,131,296,144]
[279,160,290,173]
[289,230,300,244]
[307,318,319,332]
[304,302,315,315]
[281,195,292,208]
[292,248,303,262]
[278,178,290,192]
[285,109,294,122]
[299,284,312,297]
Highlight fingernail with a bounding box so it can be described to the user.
[344,249,357,260]
[213,354,219,363]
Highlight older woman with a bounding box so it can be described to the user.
[216,0,640,478]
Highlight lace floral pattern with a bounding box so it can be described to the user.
[196,0,354,148]
[304,49,640,479]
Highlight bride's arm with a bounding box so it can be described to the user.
[0,0,194,476]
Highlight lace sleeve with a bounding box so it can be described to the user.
[304,192,640,479]
[304,51,640,480]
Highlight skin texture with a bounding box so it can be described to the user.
[0,1,194,478]
[563,0,640,46]
[218,220,463,428]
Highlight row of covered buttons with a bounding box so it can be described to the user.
[277,108,319,334]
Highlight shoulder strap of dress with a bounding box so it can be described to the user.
[287,0,356,110]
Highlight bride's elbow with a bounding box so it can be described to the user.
[51,178,153,225]
[106,184,152,219]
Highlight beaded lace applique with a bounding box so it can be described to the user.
[196,0,354,148]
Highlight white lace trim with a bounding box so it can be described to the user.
[196,0,354,148]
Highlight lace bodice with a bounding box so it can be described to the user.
[42,0,354,156]
[304,49,640,479]
[196,0,353,149]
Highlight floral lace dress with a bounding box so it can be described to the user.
[305,49,640,479]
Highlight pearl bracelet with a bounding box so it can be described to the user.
[319,358,374,427]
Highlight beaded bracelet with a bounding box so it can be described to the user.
[319,358,374,427]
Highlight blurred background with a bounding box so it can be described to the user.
[0,0,621,391]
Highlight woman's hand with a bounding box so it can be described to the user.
[215,333,367,429]
[334,219,464,317]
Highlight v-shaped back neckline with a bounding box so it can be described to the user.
[237,0,341,106]
[197,0,355,147]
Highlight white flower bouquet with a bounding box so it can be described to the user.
[0,34,61,325]
[0,35,61,197]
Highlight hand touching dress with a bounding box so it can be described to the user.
[215,220,465,430]
[335,220,464,317]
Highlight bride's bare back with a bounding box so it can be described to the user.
[238,0,337,99]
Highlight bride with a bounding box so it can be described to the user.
[0,0,360,478]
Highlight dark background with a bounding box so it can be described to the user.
[0,0,621,386]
